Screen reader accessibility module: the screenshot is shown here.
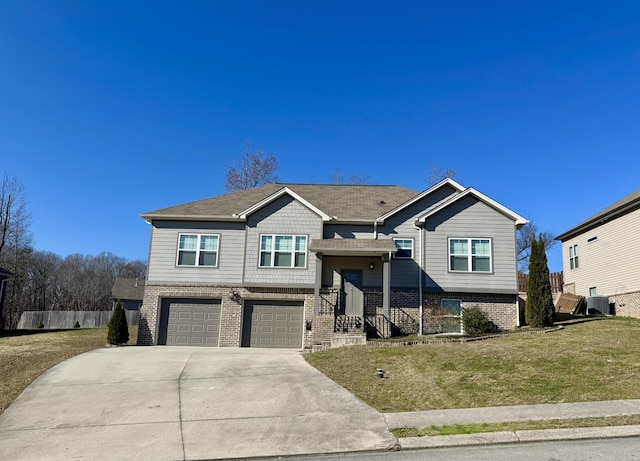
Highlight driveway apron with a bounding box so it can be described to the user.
[0,347,396,460]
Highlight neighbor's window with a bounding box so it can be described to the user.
[449,238,491,272]
[589,287,597,296]
[393,238,414,259]
[177,234,219,267]
[260,235,307,268]
[569,244,579,269]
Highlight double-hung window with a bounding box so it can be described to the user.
[393,238,414,259]
[177,234,219,267]
[569,244,579,269]
[449,238,492,272]
[260,235,307,268]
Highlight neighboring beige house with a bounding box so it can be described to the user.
[555,189,640,317]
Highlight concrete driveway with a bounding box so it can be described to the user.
[0,347,397,460]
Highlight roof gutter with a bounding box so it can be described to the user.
[141,214,247,224]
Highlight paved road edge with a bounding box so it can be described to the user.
[399,424,640,449]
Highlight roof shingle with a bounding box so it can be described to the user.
[142,183,419,221]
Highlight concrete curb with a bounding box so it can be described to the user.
[398,425,640,450]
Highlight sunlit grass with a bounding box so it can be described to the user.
[305,316,640,412]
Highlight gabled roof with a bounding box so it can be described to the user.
[416,187,528,227]
[237,187,332,221]
[555,188,640,241]
[141,183,419,223]
[376,178,466,221]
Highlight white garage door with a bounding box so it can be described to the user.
[159,298,221,346]
[242,301,304,349]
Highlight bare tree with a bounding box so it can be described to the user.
[517,221,556,272]
[330,168,371,185]
[0,173,32,259]
[225,148,278,192]
[0,173,33,329]
[426,165,456,186]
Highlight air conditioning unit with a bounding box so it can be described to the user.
[587,295,610,315]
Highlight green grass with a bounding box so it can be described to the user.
[305,316,640,412]
[0,326,137,415]
[392,415,640,437]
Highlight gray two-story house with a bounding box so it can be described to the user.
[137,179,527,349]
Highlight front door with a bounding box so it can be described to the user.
[342,270,364,316]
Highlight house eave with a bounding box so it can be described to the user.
[141,214,246,224]
[417,188,528,227]
[555,197,640,241]
[238,186,332,221]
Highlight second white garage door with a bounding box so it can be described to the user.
[242,301,304,349]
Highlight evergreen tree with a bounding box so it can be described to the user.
[525,235,555,328]
[107,300,129,345]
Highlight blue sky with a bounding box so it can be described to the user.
[2,1,639,273]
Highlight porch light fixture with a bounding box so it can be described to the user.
[369,262,374,270]
[228,289,242,303]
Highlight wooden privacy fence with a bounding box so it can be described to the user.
[518,271,564,293]
[17,310,139,329]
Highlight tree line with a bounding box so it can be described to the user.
[0,173,145,329]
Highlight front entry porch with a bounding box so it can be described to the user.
[318,288,421,340]
[309,238,399,344]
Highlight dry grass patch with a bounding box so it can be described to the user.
[0,327,137,415]
[304,316,640,412]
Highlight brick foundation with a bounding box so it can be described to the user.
[138,283,518,347]
[610,290,640,318]
[138,283,314,347]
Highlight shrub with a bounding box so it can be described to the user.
[36,322,45,329]
[107,300,129,345]
[525,235,555,328]
[73,321,80,329]
[462,306,498,337]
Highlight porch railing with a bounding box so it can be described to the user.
[318,289,339,315]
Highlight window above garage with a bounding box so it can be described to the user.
[177,233,219,267]
[260,234,307,268]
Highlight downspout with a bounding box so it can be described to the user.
[515,223,521,327]
[414,223,423,336]
[373,221,378,239]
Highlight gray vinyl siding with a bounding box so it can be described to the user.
[323,224,375,239]
[147,220,245,284]
[321,256,383,288]
[244,195,322,286]
[378,185,458,288]
[562,209,640,298]
[422,195,518,293]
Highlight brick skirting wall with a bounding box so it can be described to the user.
[138,283,314,347]
[610,290,640,318]
[389,290,518,332]
[138,283,518,347]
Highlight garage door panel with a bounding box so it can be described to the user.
[159,298,221,347]
[242,301,304,349]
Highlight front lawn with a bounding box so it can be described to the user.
[0,327,137,415]
[304,316,640,412]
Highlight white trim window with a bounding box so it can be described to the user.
[393,238,414,259]
[260,235,307,268]
[177,233,219,267]
[449,238,492,272]
[569,244,579,270]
